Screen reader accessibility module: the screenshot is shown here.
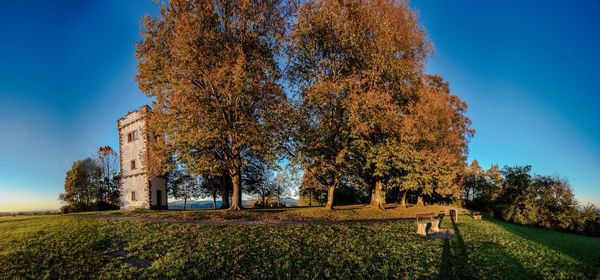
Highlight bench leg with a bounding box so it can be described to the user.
[416,223,427,236]
[430,220,440,232]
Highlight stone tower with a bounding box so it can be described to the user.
[117,105,167,210]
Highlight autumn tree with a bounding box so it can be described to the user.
[136,0,291,210]
[288,0,368,210]
[346,1,432,209]
[391,75,472,206]
[289,0,436,209]
[298,172,327,206]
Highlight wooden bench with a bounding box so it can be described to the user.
[472,211,482,220]
[415,212,441,236]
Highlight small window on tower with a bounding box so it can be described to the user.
[131,160,136,170]
[127,130,139,142]
[131,191,136,201]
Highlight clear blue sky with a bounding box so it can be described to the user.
[0,0,598,211]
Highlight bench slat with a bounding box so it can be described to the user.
[416,219,439,224]
[415,212,435,219]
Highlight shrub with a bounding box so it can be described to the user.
[464,164,599,236]
[60,201,119,214]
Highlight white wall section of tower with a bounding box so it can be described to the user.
[117,105,167,210]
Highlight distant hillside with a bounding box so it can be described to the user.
[168,200,222,210]
[0,209,60,216]
[168,198,298,209]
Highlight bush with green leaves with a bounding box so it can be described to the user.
[60,155,120,213]
[464,162,599,236]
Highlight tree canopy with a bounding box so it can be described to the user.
[463,162,597,235]
[136,0,292,209]
[59,147,121,213]
[135,0,473,210]
[289,0,471,209]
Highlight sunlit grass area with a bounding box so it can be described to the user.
[1,207,599,279]
[75,204,469,222]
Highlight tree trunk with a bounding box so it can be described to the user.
[212,184,217,209]
[309,192,312,207]
[183,198,187,210]
[229,170,243,210]
[417,195,424,206]
[400,191,407,208]
[324,184,335,210]
[370,180,386,210]
[212,191,217,209]
[277,192,281,207]
[219,175,230,209]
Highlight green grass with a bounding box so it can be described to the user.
[75,204,467,222]
[1,207,599,279]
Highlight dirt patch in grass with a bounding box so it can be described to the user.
[105,250,153,268]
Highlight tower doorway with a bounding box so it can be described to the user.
[156,190,163,209]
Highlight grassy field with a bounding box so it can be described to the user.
[1,207,599,279]
[75,204,466,222]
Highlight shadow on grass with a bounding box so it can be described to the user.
[438,237,454,279]
[437,212,446,224]
[490,219,600,278]
[437,216,538,279]
[439,216,469,278]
